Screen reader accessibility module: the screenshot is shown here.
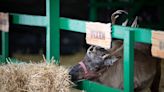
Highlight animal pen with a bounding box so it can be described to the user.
[0,0,164,92]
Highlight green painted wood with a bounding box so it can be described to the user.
[60,18,86,33]
[46,0,60,62]
[1,32,8,63]
[60,18,152,44]
[60,17,153,92]
[0,0,156,91]
[0,55,3,61]
[77,80,122,92]
[12,13,47,27]
[123,31,134,92]
[89,0,97,21]
[112,25,152,44]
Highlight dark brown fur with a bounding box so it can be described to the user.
[98,41,161,92]
[69,40,161,92]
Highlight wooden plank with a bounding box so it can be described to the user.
[12,13,47,27]
[152,46,164,58]
[60,18,152,44]
[0,13,9,32]
[86,22,112,49]
[77,80,122,92]
[152,30,164,59]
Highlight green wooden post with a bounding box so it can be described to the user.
[1,32,8,62]
[123,30,134,92]
[46,0,60,63]
[90,0,97,21]
[77,80,122,92]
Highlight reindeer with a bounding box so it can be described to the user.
[69,10,161,92]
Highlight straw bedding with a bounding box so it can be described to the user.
[0,62,74,92]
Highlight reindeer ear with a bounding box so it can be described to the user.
[104,56,118,66]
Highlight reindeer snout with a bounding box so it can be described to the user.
[69,64,81,82]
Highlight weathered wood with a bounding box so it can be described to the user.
[152,31,164,58]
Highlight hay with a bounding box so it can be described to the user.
[0,62,74,92]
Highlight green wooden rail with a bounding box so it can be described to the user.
[1,0,60,62]
[60,18,152,92]
[3,15,152,92]
[0,0,153,92]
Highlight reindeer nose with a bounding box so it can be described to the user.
[69,70,77,82]
[69,64,81,81]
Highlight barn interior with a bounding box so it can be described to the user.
[0,0,164,92]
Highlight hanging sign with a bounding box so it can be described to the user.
[0,12,9,32]
[151,30,164,58]
[86,22,112,49]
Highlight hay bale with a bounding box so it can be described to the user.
[0,63,74,92]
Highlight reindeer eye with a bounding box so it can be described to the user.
[88,60,92,62]
[102,53,106,56]
[99,48,105,51]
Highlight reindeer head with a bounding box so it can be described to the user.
[69,40,123,81]
[69,10,138,81]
